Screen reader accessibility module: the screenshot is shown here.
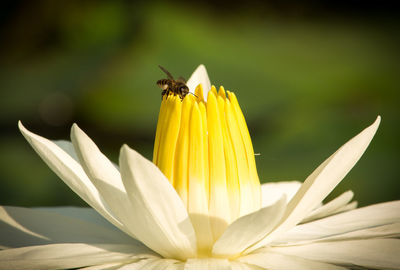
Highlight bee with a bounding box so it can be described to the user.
[157,65,190,100]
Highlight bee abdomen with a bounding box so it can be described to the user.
[157,79,171,90]
[157,79,169,85]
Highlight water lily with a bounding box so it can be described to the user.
[1,65,399,269]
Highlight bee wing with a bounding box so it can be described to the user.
[176,77,187,83]
[158,65,174,80]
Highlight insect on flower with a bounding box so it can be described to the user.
[156,65,191,100]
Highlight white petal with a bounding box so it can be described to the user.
[246,116,380,252]
[274,239,400,269]
[54,140,119,170]
[310,223,400,243]
[184,258,231,270]
[275,200,400,244]
[34,206,118,230]
[0,206,150,250]
[143,259,179,270]
[165,262,185,270]
[53,140,79,161]
[212,196,286,257]
[274,223,400,247]
[113,260,151,270]
[230,261,265,270]
[18,122,123,231]
[261,181,302,207]
[186,64,211,100]
[0,243,148,270]
[335,200,357,213]
[302,190,354,223]
[118,258,181,270]
[69,124,121,191]
[239,249,345,270]
[80,262,125,270]
[70,124,138,239]
[119,145,197,260]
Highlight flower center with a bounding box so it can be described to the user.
[153,84,261,255]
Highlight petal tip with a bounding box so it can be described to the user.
[17,120,25,132]
[187,64,211,99]
[365,116,381,139]
[197,64,207,72]
[18,121,32,139]
[70,123,81,135]
[70,123,84,146]
[345,190,354,198]
[374,115,381,126]
[120,144,131,157]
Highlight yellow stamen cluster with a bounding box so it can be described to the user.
[153,85,261,252]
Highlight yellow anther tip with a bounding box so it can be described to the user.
[194,84,205,102]
[211,85,217,95]
[218,86,226,99]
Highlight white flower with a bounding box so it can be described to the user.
[1,65,399,269]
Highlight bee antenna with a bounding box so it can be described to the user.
[189,92,198,98]
[158,65,174,80]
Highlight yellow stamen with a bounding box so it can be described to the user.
[188,101,213,256]
[227,91,261,210]
[173,95,194,206]
[153,96,167,164]
[198,101,209,203]
[153,85,261,249]
[217,90,240,221]
[207,90,230,240]
[156,95,181,185]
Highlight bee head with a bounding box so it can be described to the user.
[179,85,189,92]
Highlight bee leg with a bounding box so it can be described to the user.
[161,90,167,100]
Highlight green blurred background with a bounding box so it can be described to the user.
[0,1,399,207]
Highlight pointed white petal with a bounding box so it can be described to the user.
[70,124,138,239]
[309,223,400,243]
[34,206,118,230]
[54,140,119,170]
[143,259,179,270]
[184,258,231,270]
[274,223,400,247]
[0,206,151,250]
[212,196,286,257]
[335,200,357,213]
[239,250,345,270]
[187,64,211,100]
[119,145,197,260]
[118,258,181,270]
[53,140,79,161]
[230,261,265,270]
[0,243,149,270]
[302,190,354,223]
[80,262,126,270]
[18,122,123,231]
[69,125,122,190]
[114,259,153,270]
[261,181,302,207]
[274,239,400,269]
[275,200,400,244]
[246,117,380,252]
[165,262,185,270]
